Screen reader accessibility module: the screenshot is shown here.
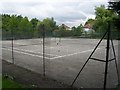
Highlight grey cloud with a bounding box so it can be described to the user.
[2,9,15,14]
[20,2,46,7]
[0,0,108,27]
[55,14,86,22]
[77,1,108,15]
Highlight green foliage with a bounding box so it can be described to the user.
[36,17,57,37]
[2,14,37,39]
[0,15,2,39]
[109,1,120,30]
[84,4,120,39]
[71,24,83,36]
[42,17,56,36]
[2,78,23,88]
[2,4,120,40]
[2,14,12,39]
[53,24,83,37]
[31,18,39,29]
[0,75,1,89]
[30,18,39,38]
[58,29,72,37]
[92,5,119,39]
[109,1,120,15]
[1,14,86,39]
[0,14,2,28]
[85,19,95,25]
[2,14,58,39]
[18,17,33,39]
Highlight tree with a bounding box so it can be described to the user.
[30,18,39,30]
[42,17,57,36]
[72,24,83,36]
[109,1,120,15]
[93,5,118,36]
[2,14,11,39]
[0,14,2,39]
[18,17,33,39]
[0,14,1,28]
[109,1,120,30]
[85,19,95,25]
[91,5,119,39]
[8,15,21,39]
[36,21,43,38]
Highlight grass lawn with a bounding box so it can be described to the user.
[1,75,25,89]
[0,74,2,89]
[2,78,24,88]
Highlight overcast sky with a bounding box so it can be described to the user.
[0,0,109,27]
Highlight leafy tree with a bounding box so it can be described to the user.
[93,5,118,37]
[71,26,76,36]
[18,17,33,38]
[85,19,95,25]
[52,29,59,37]
[83,5,119,39]
[8,15,20,39]
[72,24,83,36]
[71,26,76,31]
[42,17,56,36]
[0,14,2,39]
[30,18,39,30]
[109,1,120,15]
[0,14,1,29]
[17,15,23,22]
[2,14,11,39]
[36,21,43,38]
[109,1,120,30]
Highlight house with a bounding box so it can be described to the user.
[83,23,94,35]
[59,24,71,30]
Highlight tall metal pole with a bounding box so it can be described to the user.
[42,24,45,77]
[11,29,14,64]
[111,38,120,85]
[70,20,119,88]
[71,31,108,86]
[103,21,111,90]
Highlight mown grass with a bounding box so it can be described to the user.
[1,75,25,89]
[2,78,23,88]
[1,75,37,89]
[0,74,2,89]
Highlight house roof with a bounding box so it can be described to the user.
[60,24,70,29]
[84,24,92,29]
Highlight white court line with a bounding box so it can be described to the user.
[45,46,57,49]
[50,48,102,60]
[14,43,42,46]
[2,47,103,60]
[2,48,50,59]
[9,47,60,57]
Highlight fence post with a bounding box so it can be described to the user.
[103,21,110,90]
[42,24,46,77]
[11,29,14,64]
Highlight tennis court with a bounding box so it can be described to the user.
[2,38,119,88]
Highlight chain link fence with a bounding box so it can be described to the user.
[2,23,120,88]
[0,13,2,90]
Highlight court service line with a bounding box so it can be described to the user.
[2,48,51,59]
[9,47,60,57]
[2,47,103,60]
[50,48,102,60]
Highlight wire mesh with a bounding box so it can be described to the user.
[2,23,119,88]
